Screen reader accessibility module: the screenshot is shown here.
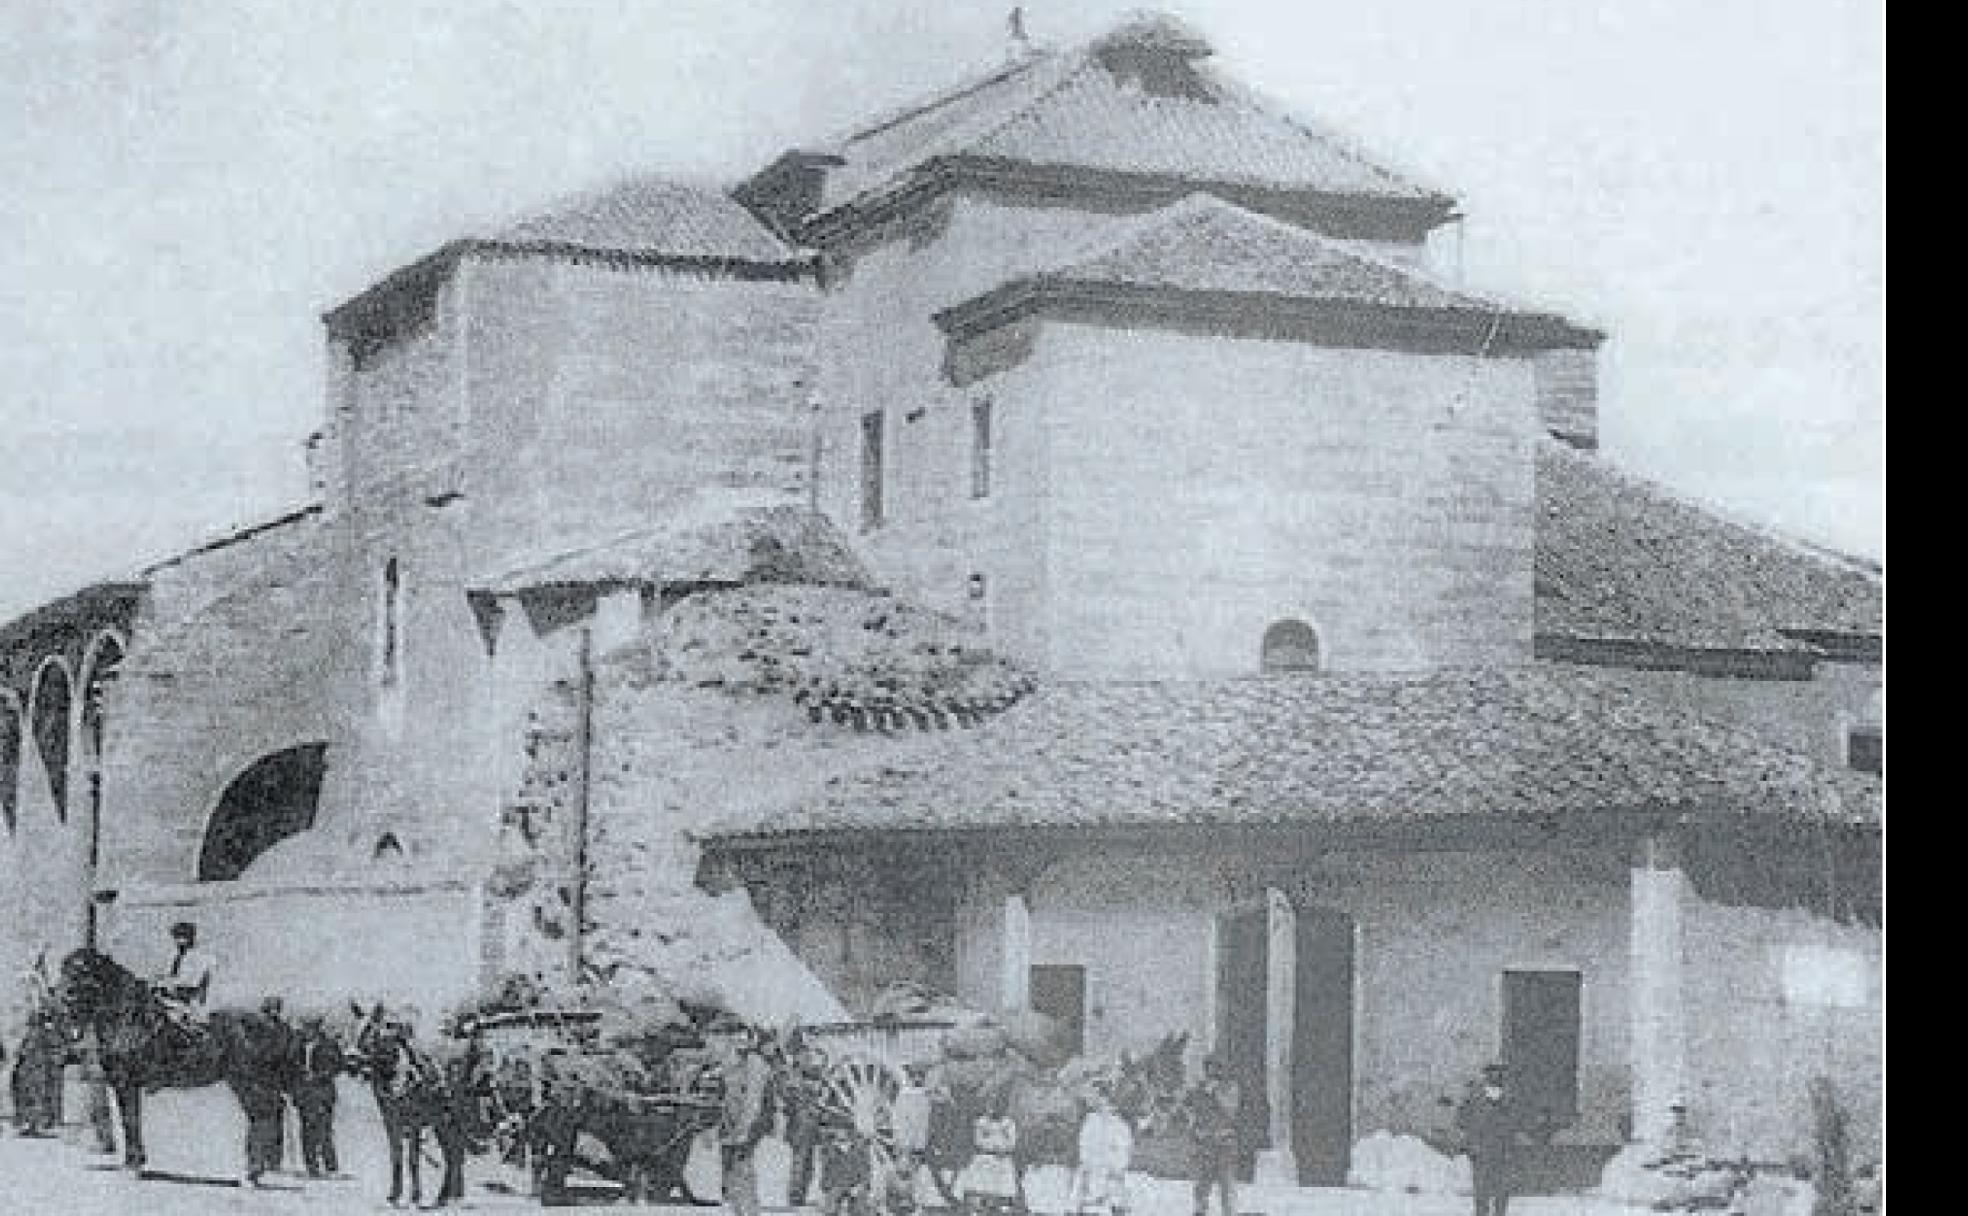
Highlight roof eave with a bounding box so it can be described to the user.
[935,276,1604,353]
[802,156,1461,250]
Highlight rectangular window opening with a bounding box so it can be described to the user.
[1847,726,1882,775]
[1501,969,1582,1127]
[971,399,993,499]
[860,411,885,530]
[1029,963,1087,1058]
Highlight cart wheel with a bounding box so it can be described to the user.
[824,1052,904,1146]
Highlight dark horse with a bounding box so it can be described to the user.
[350,1004,488,1208]
[53,949,296,1184]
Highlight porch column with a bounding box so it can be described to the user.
[1001,893,1031,1011]
[1255,887,1299,1184]
[1629,834,1687,1146]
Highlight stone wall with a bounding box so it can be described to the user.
[1680,893,1882,1166]
[101,515,359,887]
[101,876,482,1019]
[1021,323,1540,677]
[462,256,819,579]
[948,845,1632,1146]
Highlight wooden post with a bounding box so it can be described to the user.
[1630,833,1686,1147]
[1001,893,1031,1012]
[1255,887,1300,1184]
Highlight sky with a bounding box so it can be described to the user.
[0,0,1884,621]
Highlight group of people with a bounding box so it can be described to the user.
[732,1031,1254,1216]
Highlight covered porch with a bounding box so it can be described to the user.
[693,666,1879,1180]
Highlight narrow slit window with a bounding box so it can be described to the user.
[860,412,885,530]
[380,557,403,687]
[971,399,993,499]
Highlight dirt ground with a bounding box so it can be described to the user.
[0,1119,1662,1216]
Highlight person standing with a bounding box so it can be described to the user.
[12,999,65,1137]
[713,1020,773,1216]
[76,1029,118,1154]
[1456,1063,1523,1216]
[292,1014,342,1178]
[1073,1086,1134,1216]
[780,1031,828,1207]
[1180,1056,1240,1216]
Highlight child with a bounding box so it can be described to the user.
[958,1092,1023,1216]
[1073,1088,1134,1216]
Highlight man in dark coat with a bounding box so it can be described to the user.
[1456,1063,1525,1216]
[712,1020,773,1216]
[1180,1055,1241,1216]
[12,1001,66,1137]
[292,1014,342,1177]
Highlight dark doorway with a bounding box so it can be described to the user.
[1214,905,1271,1175]
[197,744,330,881]
[1501,970,1582,1131]
[1029,964,1087,1058]
[1292,907,1355,1184]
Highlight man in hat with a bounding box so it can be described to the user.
[156,922,216,1023]
[292,1013,343,1178]
[711,1018,773,1216]
[1456,1063,1525,1216]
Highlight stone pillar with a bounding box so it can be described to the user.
[1254,887,1299,1184]
[1630,834,1687,1146]
[1001,893,1031,1011]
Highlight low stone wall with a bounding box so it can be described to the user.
[101,876,483,1021]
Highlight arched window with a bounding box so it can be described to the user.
[1,696,21,834]
[197,743,329,882]
[30,660,72,819]
[373,832,405,863]
[1260,620,1322,674]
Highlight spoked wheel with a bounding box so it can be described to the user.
[820,1051,907,1208]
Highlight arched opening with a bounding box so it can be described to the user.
[1,694,21,835]
[80,635,124,868]
[1260,619,1322,674]
[197,743,330,882]
[30,660,73,819]
[373,832,405,863]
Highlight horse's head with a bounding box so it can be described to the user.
[52,948,134,1031]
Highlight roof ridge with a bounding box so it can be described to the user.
[837,49,1057,147]
[1540,437,1884,586]
[895,50,1095,180]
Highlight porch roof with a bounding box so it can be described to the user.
[693,666,1878,843]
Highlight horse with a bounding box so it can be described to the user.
[350,1003,489,1207]
[52,948,297,1183]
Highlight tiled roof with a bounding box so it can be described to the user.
[806,15,1446,217]
[1051,194,1493,308]
[934,195,1600,349]
[694,666,1874,841]
[475,494,868,594]
[491,177,805,264]
[1535,440,1883,651]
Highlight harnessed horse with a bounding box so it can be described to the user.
[349,1003,489,1207]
